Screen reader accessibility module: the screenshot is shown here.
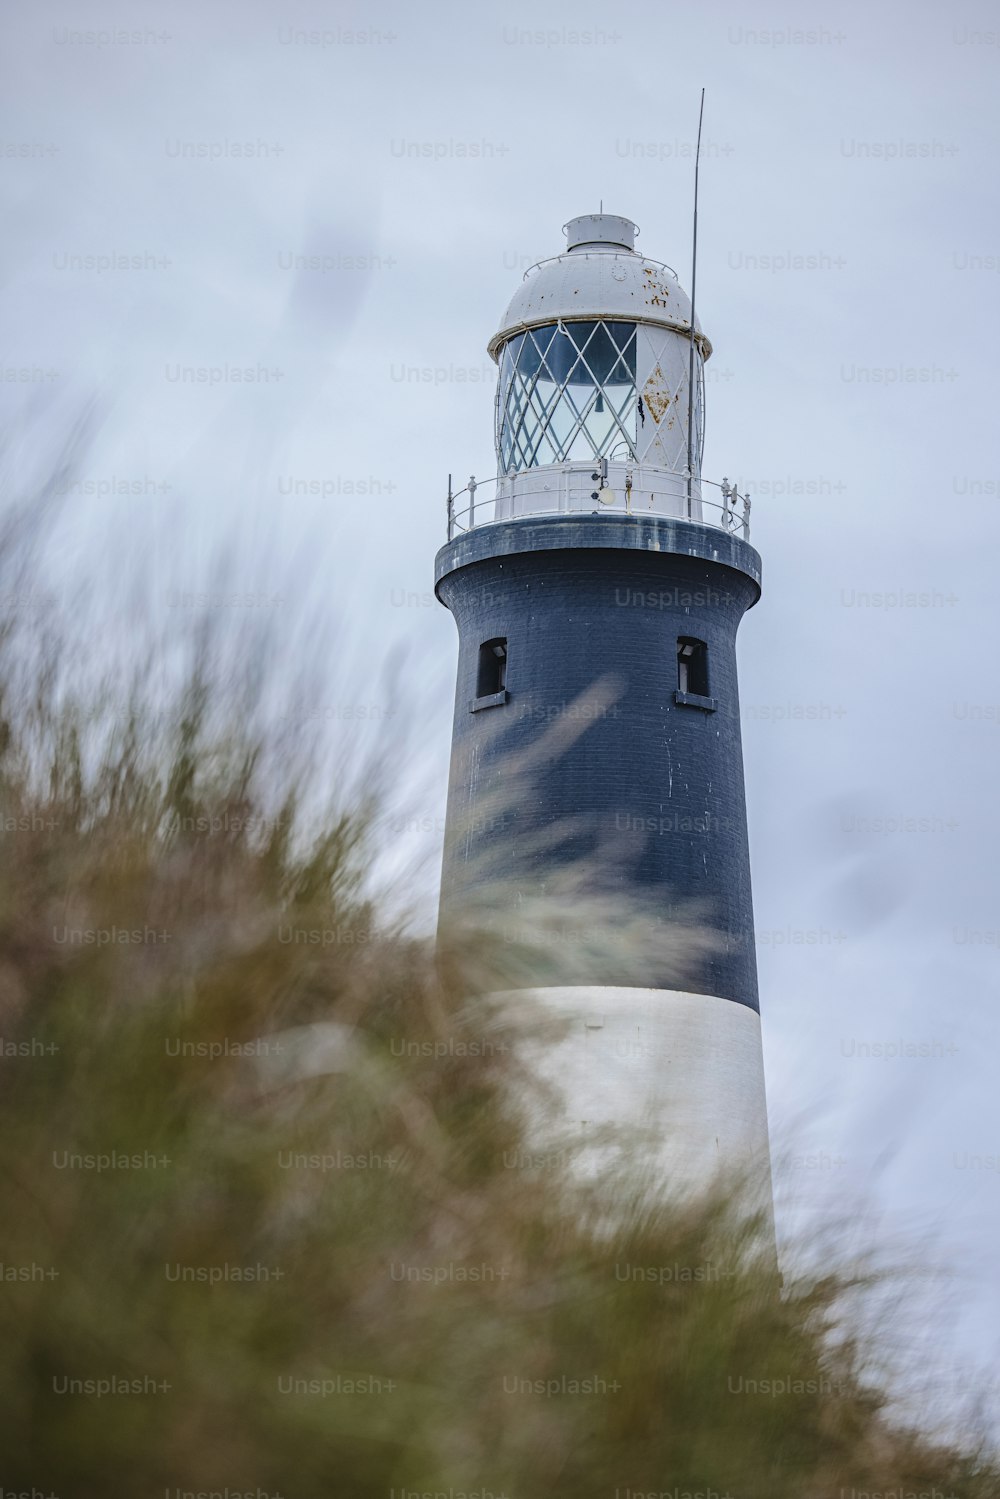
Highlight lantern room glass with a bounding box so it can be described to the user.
[496,319,638,473]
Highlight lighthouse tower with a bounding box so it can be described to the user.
[435,213,771,1200]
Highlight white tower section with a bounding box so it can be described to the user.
[489,214,711,524]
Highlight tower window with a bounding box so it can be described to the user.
[677,638,708,697]
[472,638,508,711]
[675,638,716,711]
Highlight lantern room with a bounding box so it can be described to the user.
[486,213,713,523]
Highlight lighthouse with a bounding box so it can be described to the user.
[434,213,772,1202]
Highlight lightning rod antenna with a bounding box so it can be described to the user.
[686,87,705,517]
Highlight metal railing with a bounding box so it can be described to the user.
[519,250,680,282]
[445,470,751,543]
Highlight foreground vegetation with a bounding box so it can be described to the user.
[0,517,995,1496]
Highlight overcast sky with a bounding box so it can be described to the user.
[3,0,999,1419]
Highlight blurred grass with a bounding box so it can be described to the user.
[0,467,996,1497]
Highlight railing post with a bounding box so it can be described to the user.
[447,473,453,541]
[468,474,476,530]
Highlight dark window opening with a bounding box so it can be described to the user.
[677,638,709,697]
[477,638,507,698]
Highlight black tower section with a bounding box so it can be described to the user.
[435,513,762,1011]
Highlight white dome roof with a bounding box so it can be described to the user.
[488,213,712,363]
